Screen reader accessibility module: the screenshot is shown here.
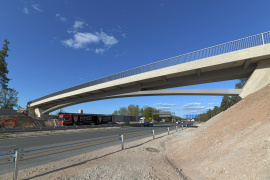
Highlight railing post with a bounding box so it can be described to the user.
[13,149,20,180]
[176,126,178,132]
[182,124,183,130]
[121,135,124,150]
[167,127,170,135]
[262,33,265,44]
[152,130,155,139]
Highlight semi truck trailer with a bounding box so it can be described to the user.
[58,113,112,126]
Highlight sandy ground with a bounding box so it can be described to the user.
[0,129,190,180]
[1,84,270,180]
[168,84,270,179]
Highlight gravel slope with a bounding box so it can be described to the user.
[167,84,270,179]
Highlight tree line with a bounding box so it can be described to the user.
[112,79,247,122]
[198,79,247,122]
[112,104,182,122]
[0,40,19,109]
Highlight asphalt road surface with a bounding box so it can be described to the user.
[0,124,181,176]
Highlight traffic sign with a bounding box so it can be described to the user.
[186,114,198,119]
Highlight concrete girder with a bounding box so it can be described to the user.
[40,89,241,115]
[30,65,255,117]
[196,69,201,77]
[141,64,256,90]
[29,44,270,109]
[32,86,143,111]
[28,43,270,118]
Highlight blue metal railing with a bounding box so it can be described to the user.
[30,31,270,104]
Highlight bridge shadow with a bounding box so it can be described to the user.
[24,134,167,180]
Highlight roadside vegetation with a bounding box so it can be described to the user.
[112,104,182,122]
[0,39,20,110]
[112,79,247,123]
[198,78,247,122]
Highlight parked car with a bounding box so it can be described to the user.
[143,122,153,127]
[107,122,118,125]
[121,122,130,125]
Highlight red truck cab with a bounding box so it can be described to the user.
[58,113,72,126]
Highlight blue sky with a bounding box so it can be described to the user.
[0,0,269,117]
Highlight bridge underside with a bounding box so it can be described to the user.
[30,63,258,117]
[28,43,270,118]
[32,89,242,117]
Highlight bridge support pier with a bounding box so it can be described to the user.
[29,107,49,119]
[239,59,270,99]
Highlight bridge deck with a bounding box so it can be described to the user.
[28,32,270,116]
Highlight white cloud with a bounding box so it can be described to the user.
[73,20,86,29]
[62,21,119,54]
[62,32,99,49]
[56,13,67,22]
[156,107,171,110]
[62,32,118,50]
[154,103,176,107]
[67,20,88,34]
[95,48,105,54]
[32,4,43,12]
[23,7,29,14]
[99,32,118,46]
[181,102,212,112]
[182,102,201,108]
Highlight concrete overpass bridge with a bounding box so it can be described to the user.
[28,31,270,117]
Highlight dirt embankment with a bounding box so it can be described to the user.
[167,84,270,179]
[0,115,56,128]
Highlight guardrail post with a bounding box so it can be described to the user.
[152,130,155,139]
[121,135,124,150]
[13,149,20,180]
[182,124,183,130]
[262,33,265,44]
[167,127,170,135]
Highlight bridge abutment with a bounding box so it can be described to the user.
[29,107,49,118]
[239,59,270,99]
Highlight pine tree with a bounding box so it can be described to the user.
[0,39,10,89]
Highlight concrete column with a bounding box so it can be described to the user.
[239,59,270,99]
[29,107,49,118]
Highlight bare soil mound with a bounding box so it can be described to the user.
[37,119,57,127]
[0,115,37,128]
[0,115,57,128]
[167,84,270,179]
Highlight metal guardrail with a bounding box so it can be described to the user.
[30,31,270,104]
[0,124,127,133]
[0,125,186,180]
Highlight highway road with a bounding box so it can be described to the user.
[0,124,184,176]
